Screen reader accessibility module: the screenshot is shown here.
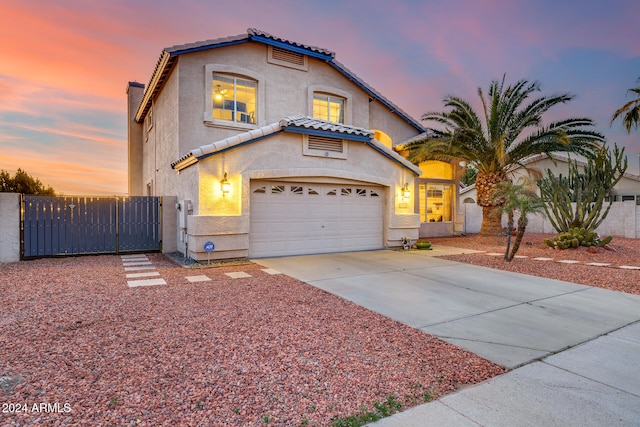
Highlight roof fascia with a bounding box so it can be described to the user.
[282,126,371,142]
[327,61,424,133]
[248,35,333,61]
[195,131,283,163]
[168,38,249,56]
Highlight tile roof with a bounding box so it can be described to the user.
[280,115,373,137]
[134,28,424,132]
[171,116,421,176]
[247,28,335,58]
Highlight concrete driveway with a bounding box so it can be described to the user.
[255,248,640,369]
[255,248,640,425]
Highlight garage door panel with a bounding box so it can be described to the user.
[250,181,383,257]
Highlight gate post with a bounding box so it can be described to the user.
[0,193,21,263]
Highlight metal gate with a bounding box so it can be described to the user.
[21,195,161,259]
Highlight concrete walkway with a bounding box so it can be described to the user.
[255,248,640,426]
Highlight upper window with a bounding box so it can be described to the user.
[313,94,345,123]
[212,74,257,124]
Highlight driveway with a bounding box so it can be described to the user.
[255,248,640,369]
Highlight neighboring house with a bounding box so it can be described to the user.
[460,153,640,235]
[127,28,460,260]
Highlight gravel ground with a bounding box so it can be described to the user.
[1,254,505,426]
[428,233,640,296]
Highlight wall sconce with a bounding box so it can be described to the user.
[220,172,230,195]
[402,183,411,199]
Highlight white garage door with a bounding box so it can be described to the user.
[250,180,384,257]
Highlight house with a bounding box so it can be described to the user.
[459,153,640,236]
[127,28,461,260]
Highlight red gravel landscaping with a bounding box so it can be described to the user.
[427,233,640,296]
[0,254,505,426]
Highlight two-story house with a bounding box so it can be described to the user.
[127,28,460,260]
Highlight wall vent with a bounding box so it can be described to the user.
[268,46,308,71]
[308,135,343,153]
[272,47,305,65]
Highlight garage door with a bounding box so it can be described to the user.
[250,180,384,257]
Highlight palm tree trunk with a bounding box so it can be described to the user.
[480,206,503,237]
[507,215,528,261]
[476,171,508,237]
[504,212,514,261]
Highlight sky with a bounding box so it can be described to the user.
[1,0,638,195]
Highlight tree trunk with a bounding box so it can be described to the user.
[507,215,529,261]
[476,171,509,237]
[480,206,503,237]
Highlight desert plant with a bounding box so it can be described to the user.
[404,74,604,236]
[538,144,627,234]
[494,179,545,261]
[544,227,612,250]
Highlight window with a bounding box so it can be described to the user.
[212,74,257,124]
[420,183,453,223]
[313,94,344,123]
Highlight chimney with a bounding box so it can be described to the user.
[126,82,145,196]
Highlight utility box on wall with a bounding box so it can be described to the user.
[177,200,192,229]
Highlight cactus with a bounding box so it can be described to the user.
[545,227,614,250]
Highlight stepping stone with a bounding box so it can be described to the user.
[125,266,156,271]
[121,254,148,259]
[485,253,503,256]
[586,262,610,267]
[186,275,212,283]
[513,255,528,258]
[557,260,581,264]
[533,257,554,261]
[126,271,161,278]
[127,278,166,288]
[619,265,640,270]
[123,261,153,267]
[225,272,252,279]
[262,268,281,275]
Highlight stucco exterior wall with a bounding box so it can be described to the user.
[143,66,181,198]
[171,42,421,158]
[0,193,20,263]
[181,132,419,260]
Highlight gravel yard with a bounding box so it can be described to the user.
[428,233,640,296]
[1,253,504,426]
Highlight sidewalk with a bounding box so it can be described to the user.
[371,320,640,426]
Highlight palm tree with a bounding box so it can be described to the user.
[406,75,604,236]
[611,77,640,133]
[494,178,545,261]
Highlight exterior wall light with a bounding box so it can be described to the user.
[220,172,230,195]
[402,183,411,199]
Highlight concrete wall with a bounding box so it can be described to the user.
[463,200,640,238]
[0,193,20,263]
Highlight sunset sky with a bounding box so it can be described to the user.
[1,0,638,195]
